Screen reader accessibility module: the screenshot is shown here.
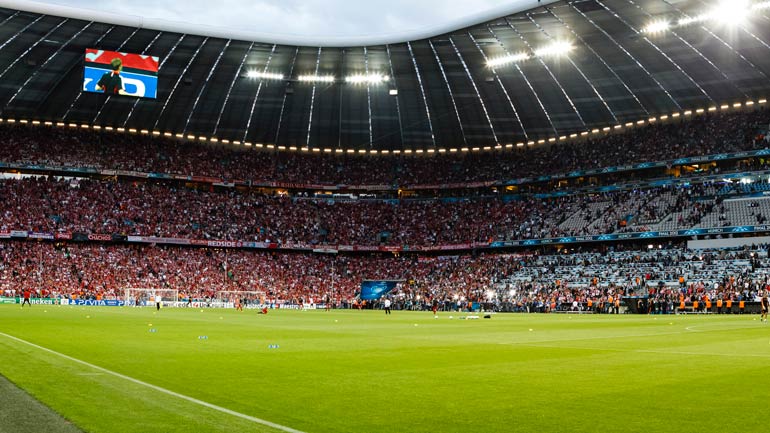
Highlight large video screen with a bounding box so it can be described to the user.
[83,49,159,98]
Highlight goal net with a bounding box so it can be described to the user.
[124,288,179,308]
[215,291,266,309]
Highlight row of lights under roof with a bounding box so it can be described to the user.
[247,71,390,84]
[249,43,576,80]
[0,98,766,156]
[486,41,574,68]
[644,0,770,34]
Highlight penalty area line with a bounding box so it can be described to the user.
[0,332,306,433]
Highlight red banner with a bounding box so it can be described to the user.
[85,49,159,72]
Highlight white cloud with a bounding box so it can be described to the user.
[32,0,518,39]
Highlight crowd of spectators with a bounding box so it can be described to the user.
[1,176,767,246]
[0,109,767,186]
[1,242,767,313]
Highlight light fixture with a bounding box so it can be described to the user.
[643,20,671,33]
[534,41,573,57]
[246,70,284,80]
[345,74,389,84]
[712,0,750,26]
[487,52,530,67]
[298,74,335,83]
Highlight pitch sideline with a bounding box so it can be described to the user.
[0,332,307,433]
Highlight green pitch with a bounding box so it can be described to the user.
[0,305,768,433]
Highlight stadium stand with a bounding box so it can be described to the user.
[1,241,766,313]
[1,175,770,246]
[0,108,767,187]
[0,1,769,316]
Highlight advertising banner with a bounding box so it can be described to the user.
[65,299,126,307]
[360,280,400,300]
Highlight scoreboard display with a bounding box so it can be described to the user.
[83,49,159,98]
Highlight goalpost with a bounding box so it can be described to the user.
[215,290,266,309]
[124,288,179,308]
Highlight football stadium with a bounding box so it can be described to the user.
[0,0,770,431]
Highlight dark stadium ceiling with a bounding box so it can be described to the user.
[0,0,769,152]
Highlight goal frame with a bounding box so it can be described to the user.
[123,288,178,308]
[216,290,266,309]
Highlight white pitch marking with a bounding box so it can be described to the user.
[494,322,759,347]
[517,343,770,359]
[0,332,305,433]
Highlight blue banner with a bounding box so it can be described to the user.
[360,281,399,300]
[83,66,158,98]
[70,299,126,307]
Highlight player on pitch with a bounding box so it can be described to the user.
[21,288,31,307]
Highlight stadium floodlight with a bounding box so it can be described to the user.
[345,73,390,84]
[712,0,750,25]
[673,0,769,28]
[643,20,671,34]
[298,74,335,83]
[534,41,573,57]
[246,70,284,80]
[487,52,530,68]
[677,15,706,26]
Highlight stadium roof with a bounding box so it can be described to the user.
[0,0,769,151]
[7,0,559,47]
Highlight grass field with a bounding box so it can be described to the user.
[0,305,768,433]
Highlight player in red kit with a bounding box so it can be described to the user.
[21,289,31,307]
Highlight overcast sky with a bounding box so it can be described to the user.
[32,0,527,39]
